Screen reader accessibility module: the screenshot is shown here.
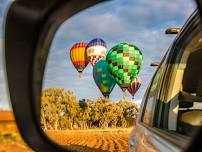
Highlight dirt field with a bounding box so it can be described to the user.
[0,111,33,152]
[0,111,132,152]
[46,128,132,152]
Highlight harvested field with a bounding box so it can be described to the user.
[46,128,132,152]
[0,111,33,152]
[0,111,132,152]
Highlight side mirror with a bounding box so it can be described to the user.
[4,0,202,152]
[165,28,180,34]
[4,0,107,152]
[150,62,160,67]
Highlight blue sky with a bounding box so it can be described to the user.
[0,0,12,110]
[0,0,196,110]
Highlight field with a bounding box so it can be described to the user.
[0,111,132,152]
[0,111,33,152]
[46,128,132,152]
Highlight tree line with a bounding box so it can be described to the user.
[41,88,139,130]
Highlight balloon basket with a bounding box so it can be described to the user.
[123,92,127,101]
[78,72,82,79]
[105,95,109,99]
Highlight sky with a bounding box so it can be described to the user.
[0,0,196,110]
[0,0,12,110]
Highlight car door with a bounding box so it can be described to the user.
[134,51,172,152]
[134,10,202,152]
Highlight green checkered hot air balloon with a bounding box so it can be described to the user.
[93,59,116,98]
[106,43,143,91]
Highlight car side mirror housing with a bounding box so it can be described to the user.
[4,0,202,152]
[4,0,107,152]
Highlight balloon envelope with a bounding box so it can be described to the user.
[86,38,107,66]
[106,43,143,91]
[69,42,89,75]
[127,77,141,98]
[93,59,116,97]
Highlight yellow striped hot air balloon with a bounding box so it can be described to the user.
[69,42,89,78]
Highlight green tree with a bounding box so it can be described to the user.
[41,88,139,130]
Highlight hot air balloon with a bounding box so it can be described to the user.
[93,59,116,98]
[86,38,107,66]
[106,43,143,92]
[69,42,89,78]
[127,77,141,99]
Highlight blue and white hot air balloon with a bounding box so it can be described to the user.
[86,38,107,66]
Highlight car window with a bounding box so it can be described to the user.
[155,13,202,137]
[141,54,167,126]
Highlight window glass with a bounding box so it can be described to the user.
[142,56,166,126]
[157,21,202,137]
[177,31,202,136]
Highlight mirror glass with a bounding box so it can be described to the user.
[41,0,197,151]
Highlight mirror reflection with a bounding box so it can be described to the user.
[40,0,198,151]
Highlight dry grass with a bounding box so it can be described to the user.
[46,128,132,152]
